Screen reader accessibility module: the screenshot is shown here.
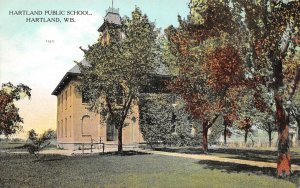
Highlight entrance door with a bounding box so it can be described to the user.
[106,123,117,141]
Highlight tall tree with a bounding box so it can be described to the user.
[165,0,245,152]
[77,7,159,153]
[0,82,31,137]
[231,0,300,176]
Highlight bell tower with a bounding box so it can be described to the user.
[98,7,122,45]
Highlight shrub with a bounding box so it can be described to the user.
[26,129,55,159]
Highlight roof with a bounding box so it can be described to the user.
[98,8,122,32]
[51,7,169,96]
[51,58,170,96]
[51,59,89,96]
[105,12,121,25]
[67,59,89,74]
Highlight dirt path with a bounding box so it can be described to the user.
[137,149,300,171]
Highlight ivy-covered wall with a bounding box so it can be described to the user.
[139,93,199,146]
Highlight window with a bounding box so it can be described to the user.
[65,91,68,109]
[61,120,63,137]
[81,115,90,134]
[171,113,177,133]
[171,95,176,104]
[57,121,60,138]
[69,116,72,137]
[65,118,67,137]
[116,84,123,105]
[82,92,90,103]
[69,86,72,107]
[61,94,64,112]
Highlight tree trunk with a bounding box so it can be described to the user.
[296,118,300,141]
[117,126,123,153]
[275,95,291,177]
[224,123,227,145]
[268,131,272,147]
[297,121,300,141]
[202,121,208,153]
[244,130,248,144]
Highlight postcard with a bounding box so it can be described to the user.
[0,0,299,187]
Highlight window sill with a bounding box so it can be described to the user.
[82,134,91,137]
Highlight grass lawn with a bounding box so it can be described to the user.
[0,140,57,152]
[0,151,298,188]
[0,141,26,150]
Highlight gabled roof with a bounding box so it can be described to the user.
[51,59,89,96]
[51,58,171,96]
[67,59,89,74]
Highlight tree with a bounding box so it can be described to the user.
[223,114,233,145]
[165,0,245,153]
[238,117,253,144]
[231,0,300,176]
[256,112,277,147]
[77,7,159,153]
[0,82,31,137]
[290,51,300,140]
[253,90,277,147]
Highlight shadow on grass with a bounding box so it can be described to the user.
[33,158,65,162]
[100,150,151,156]
[31,154,68,163]
[152,147,205,154]
[152,147,300,164]
[198,160,276,176]
[209,148,300,165]
[196,160,300,185]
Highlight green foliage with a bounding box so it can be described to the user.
[27,129,55,158]
[0,82,31,136]
[77,7,159,126]
[139,94,194,146]
[77,7,160,152]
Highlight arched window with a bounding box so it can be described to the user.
[69,116,72,137]
[81,115,90,134]
[61,120,63,137]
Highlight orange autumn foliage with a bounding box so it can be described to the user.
[205,45,244,92]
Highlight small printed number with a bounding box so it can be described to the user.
[46,40,55,43]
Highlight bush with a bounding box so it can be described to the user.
[26,129,55,159]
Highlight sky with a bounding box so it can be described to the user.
[0,0,189,138]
